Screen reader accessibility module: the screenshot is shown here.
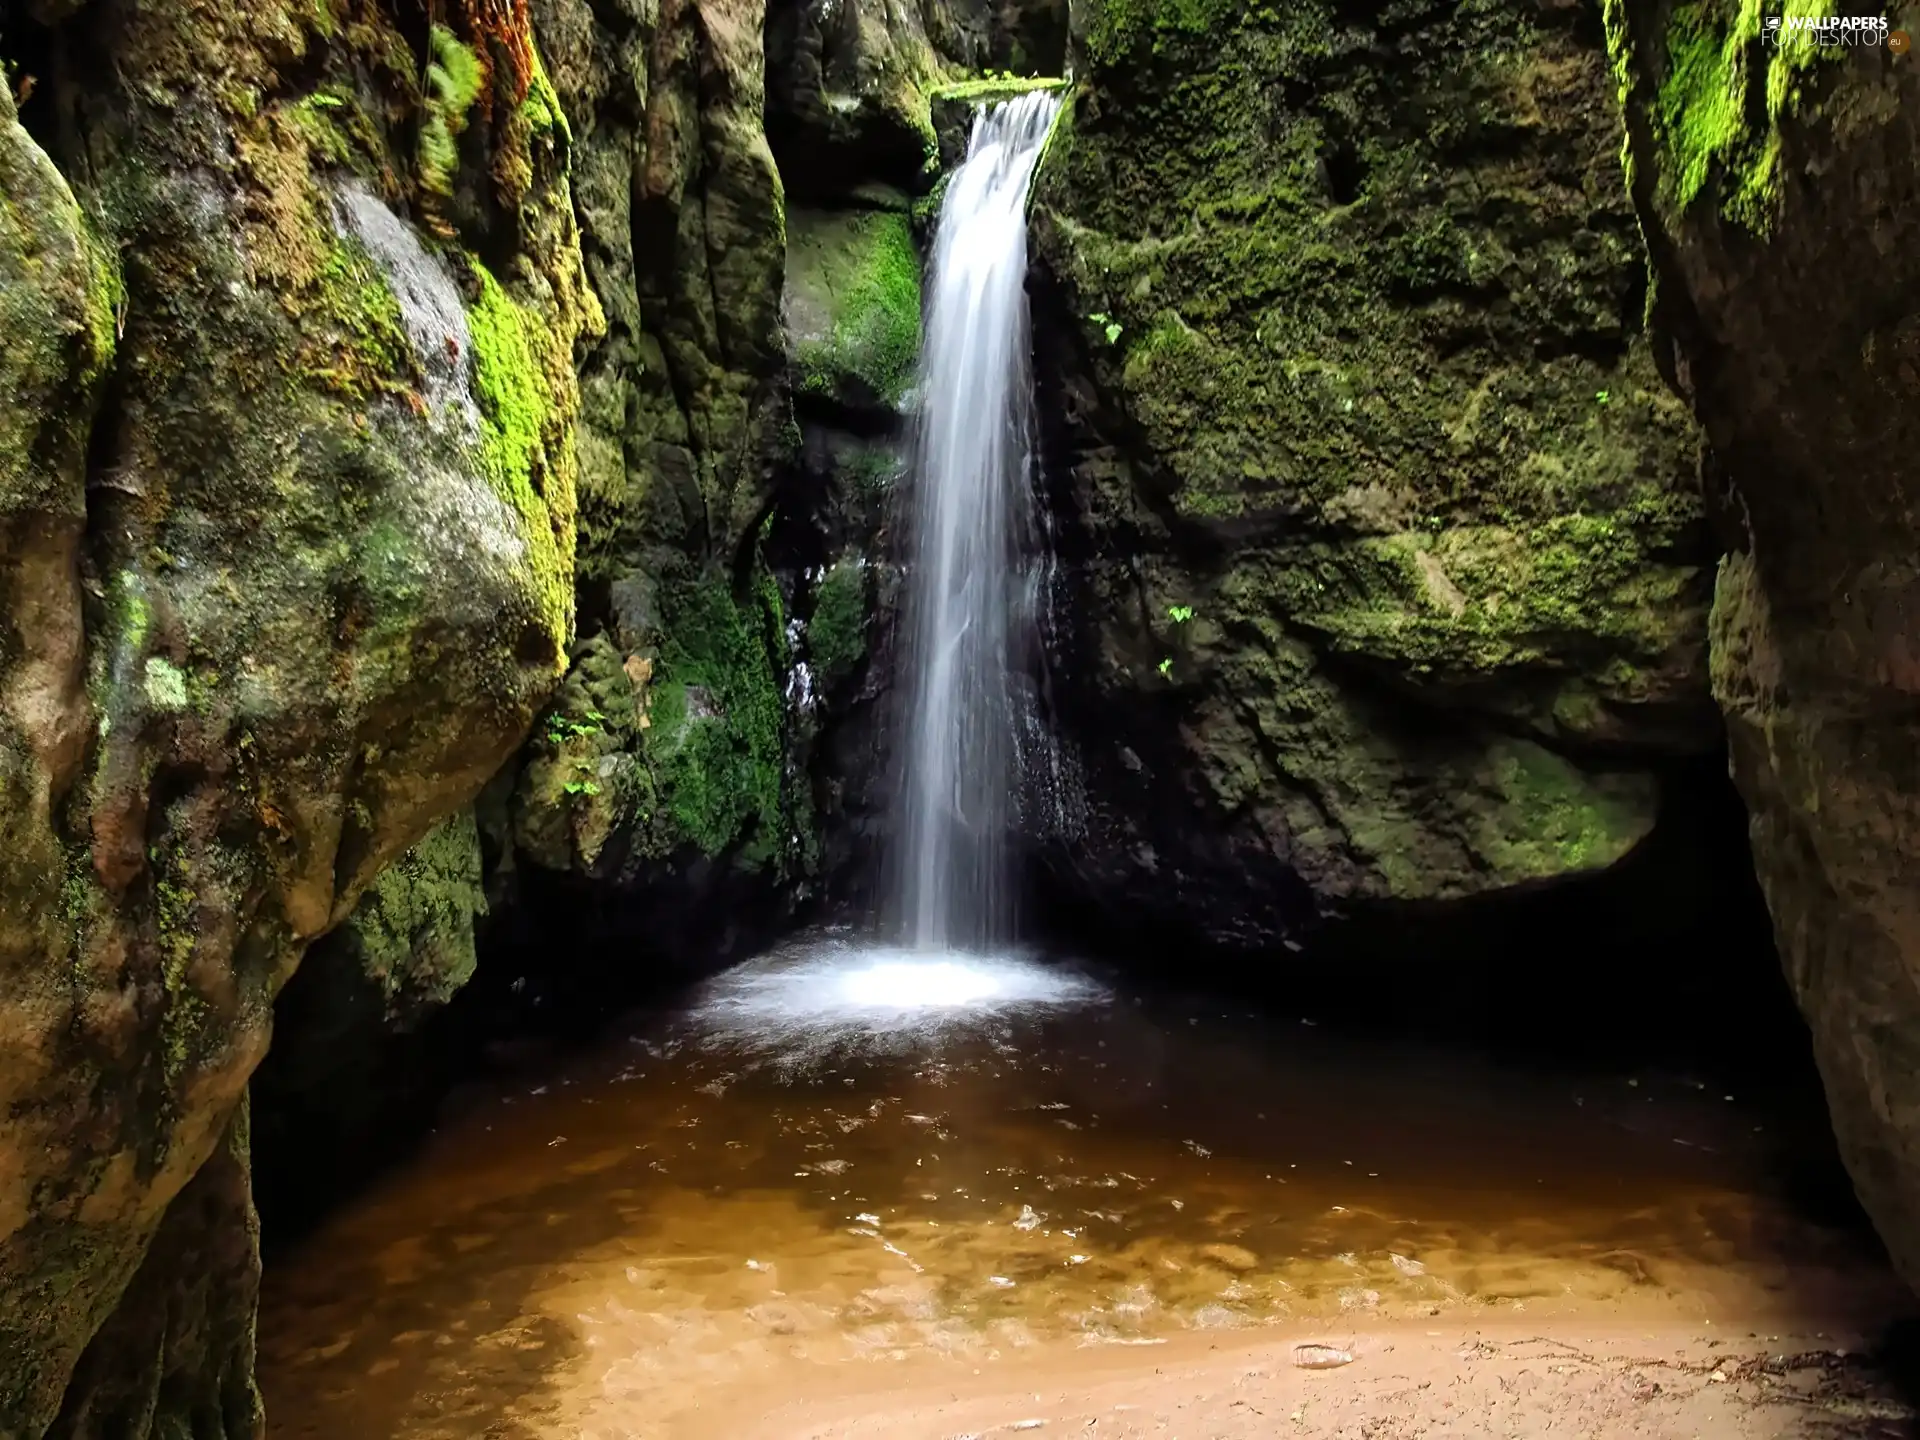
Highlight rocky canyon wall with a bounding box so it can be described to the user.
[0,0,593,1429]
[1027,0,1719,948]
[9,0,1920,1429]
[1608,0,1920,1289]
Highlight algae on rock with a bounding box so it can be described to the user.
[1027,0,1716,946]
[0,0,593,1427]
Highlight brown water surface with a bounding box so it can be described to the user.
[257,936,1907,1438]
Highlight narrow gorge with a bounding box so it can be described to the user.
[3,1,1920,1435]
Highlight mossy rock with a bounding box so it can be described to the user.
[787,207,924,415]
[1610,0,1920,1295]
[0,1,594,1429]
[513,564,814,883]
[1028,0,1716,944]
[928,76,1069,168]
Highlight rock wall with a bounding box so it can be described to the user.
[1027,0,1718,947]
[251,811,485,1236]
[487,0,1054,968]
[490,0,811,971]
[0,0,593,1428]
[1608,0,1920,1288]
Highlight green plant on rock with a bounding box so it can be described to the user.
[646,574,792,865]
[1168,604,1194,623]
[418,24,482,204]
[1609,0,1839,233]
[545,709,605,745]
[791,211,923,408]
[808,561,869,687]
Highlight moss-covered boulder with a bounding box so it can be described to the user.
[1608,1,1920,1289]
[0,0,592,1427]
[788,205,923,414]
[1027,0,1715,946]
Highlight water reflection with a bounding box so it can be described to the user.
[257,934,1901,1438]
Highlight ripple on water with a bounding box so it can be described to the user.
[254,932,1910,1440]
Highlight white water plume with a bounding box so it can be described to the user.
[890,89,1063,953]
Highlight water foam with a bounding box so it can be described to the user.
[682,933,1104,1061]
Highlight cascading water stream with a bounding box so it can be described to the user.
[890,90,1063,954]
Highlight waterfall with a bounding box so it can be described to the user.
[890,90,1063,953]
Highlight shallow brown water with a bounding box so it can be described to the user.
[257,936,1908,1438]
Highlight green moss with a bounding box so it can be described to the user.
[306,235,414,400]
[419,23,483,199]
[519,43,570,144]
[927,76,1070,105]
[1085,0,1277,66]
[1607,0,1838,232]
[115,570,151,654]
[342,809,485,1014]
[153,858,212,1085]
[142,657,188,711]
[285,88,367,169]
[1489,742,1650,873]
[808,559,868,687]
[788,210,922,408]
[466,258,573,647]
[1028,0,1705,898]
[81,219,124,379]
[648,574,790,864]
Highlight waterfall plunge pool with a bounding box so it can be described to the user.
[255,932,1914,1438]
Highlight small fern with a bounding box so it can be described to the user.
[419,24,484,201]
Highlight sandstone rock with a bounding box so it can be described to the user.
[1027,0,1716,947]
[1608,0,1920,1289]
[0,3,592,1427]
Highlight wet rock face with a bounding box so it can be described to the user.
[1608,3,1920,1288]
[764,0,1069,200]
[1026,0,1718,948]
[502,0,948,956]
[0,0,592,1428]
